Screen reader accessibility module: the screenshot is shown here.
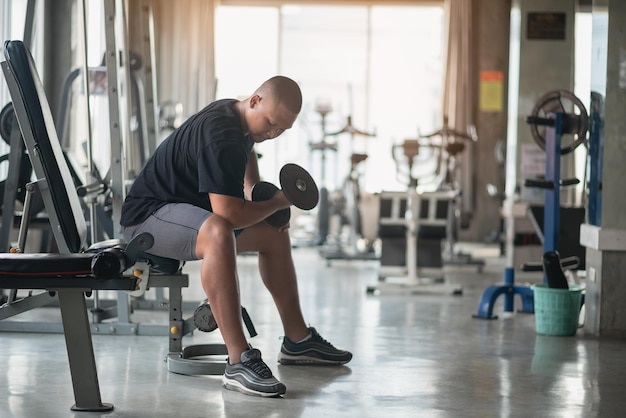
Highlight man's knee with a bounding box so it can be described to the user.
[236,223,290,253]
[197,215,236,253]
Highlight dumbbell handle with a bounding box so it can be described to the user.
[251,181,291,228]
[250,163,319,228]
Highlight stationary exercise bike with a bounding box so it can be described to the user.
[320,115,377,262]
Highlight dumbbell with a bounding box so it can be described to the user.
[194,301,258,337]
[251,163,319,228]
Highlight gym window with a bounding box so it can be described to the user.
[215,3,445,193]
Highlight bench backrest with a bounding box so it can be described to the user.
[2,40,87,253]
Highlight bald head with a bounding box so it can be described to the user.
[238,75,302,142]
[254,76,302,115]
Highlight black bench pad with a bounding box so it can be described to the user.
[0,274,137,290]
[0,253,138,290]
[0,253,94,276]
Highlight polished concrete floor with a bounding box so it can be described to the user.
[1,243,625,418]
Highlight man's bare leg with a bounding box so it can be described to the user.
[195,215,249,363]
[236,222,309,342]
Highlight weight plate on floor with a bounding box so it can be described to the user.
[279,163,319,210]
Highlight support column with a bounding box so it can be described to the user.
[581,0,626,337]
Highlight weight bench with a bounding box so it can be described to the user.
[0,39,154,411]
[0,39,235,413]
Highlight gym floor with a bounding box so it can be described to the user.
[1,243,625,418]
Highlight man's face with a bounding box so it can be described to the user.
[247,95,298,143]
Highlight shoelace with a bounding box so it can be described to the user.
[311,331,337,348]
[244,358,273,378]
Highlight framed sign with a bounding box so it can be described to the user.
[527,12,566,40]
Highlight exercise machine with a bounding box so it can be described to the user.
[308,102,337,245]
[418,117,485,270]
[0,39,150,411]
[320,115,378,263]
[369,139,462,295]
[474,90,588,319]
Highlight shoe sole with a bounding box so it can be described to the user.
[222,377,286,397]
[277,354,351,366]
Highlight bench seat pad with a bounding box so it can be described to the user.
[0,253,94,276]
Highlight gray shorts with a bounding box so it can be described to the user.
[121,203,212,261]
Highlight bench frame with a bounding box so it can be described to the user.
[0,40,141,411]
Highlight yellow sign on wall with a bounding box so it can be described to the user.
[480,71,504,112]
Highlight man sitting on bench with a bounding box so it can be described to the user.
[120,76,352,397]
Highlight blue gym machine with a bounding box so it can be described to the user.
[474,90,589,319]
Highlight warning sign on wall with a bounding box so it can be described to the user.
[479,70,504,112]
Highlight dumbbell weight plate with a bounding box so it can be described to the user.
[279,163,319,210]
[251,181,291,228]
[194,303,218,333]
[528,90,589,155]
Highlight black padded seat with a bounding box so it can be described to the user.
[0,253,93,276]
[86,240,182,275]
[0,254,137,290]
[137,252,182,274]
[378,224,447,240]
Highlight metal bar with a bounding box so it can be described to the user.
[57,289,112,411]
[168,281,184,353]
[543,113,562,257]
[22,0,36,48]
[15,181,38,252]
[0,121,24,252]
[140,0,159,158]
[0,320,172,336]
[0,291,55,320]
[103,0,130,236]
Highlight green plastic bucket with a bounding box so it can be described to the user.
[532,284,583,336]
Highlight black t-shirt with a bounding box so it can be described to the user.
[120,99,255,227]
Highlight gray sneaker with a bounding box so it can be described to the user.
[223,348,286,397]
[278,327,352,365]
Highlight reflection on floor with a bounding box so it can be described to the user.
[1,243,625,418]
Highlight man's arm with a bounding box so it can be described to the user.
[209,192,289,229]
[209,149,289,229]
[244,149,261,200]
